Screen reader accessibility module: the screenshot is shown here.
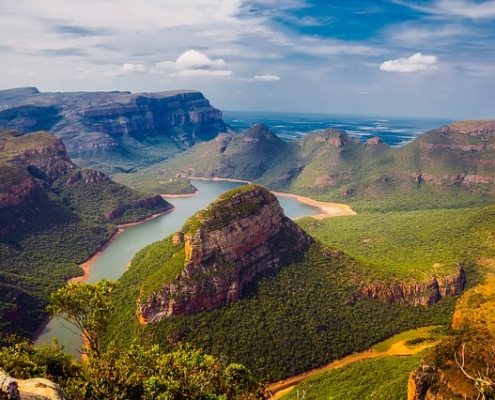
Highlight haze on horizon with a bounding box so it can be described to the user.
[1,0,494,120]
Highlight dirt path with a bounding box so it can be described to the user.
[267,341,437,399]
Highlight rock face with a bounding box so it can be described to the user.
[356,266,466,306]
[0,87,233,171]
[138,185,313,323]
[0,369,68,400]
[0,129,172,235]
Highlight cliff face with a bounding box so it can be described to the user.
[138,185,313,323]
[0,129,172,235]
[0,87,232,171]
[356,266,466,306]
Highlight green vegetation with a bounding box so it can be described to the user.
[297,205,495,282]
[131,238,186,298]
[4,279,264,399]
[132,123,495,211]
[280,353,424,400]
[48,280,118,357]
[109,243,457,383]
[0,129,173,339]
[112,175,197,195]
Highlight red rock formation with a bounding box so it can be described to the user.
[138,185,313,323]
[355,266,465,306]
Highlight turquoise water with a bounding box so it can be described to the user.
[35,180,321,355]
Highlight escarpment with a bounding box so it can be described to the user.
[138,185,313,323]
[355,266,466,306]
[0,87,233,171]
[0,129,173,235]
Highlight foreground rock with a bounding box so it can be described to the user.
[138,184,313,322]
[0,369,67,400]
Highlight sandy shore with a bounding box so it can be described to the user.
[161,192,198,198]
[272,191,356,219]
[186,176,356,219]
[70,208,174,284]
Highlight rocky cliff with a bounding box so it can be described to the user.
[356,266,466,306]
[138,184,313,323]
[0,129,172,234]
[0,87,233,172]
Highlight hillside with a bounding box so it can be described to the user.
[0,129,173,337]
[134,120,495,211]
[0,87,233,173]
[108,185,461,382]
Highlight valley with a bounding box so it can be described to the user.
[1,90,495,399]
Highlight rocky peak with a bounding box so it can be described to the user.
[138,184,313,323]
[242,124,280,142]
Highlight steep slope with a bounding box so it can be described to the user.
[0,129,173,337]
[109,185,462,382]
[137,185,313,322]
[143,120,495,211]
[0,87,232,173]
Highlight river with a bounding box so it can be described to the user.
[34,180,323,355]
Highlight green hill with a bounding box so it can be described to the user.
[0,129,173,338]
[127,120,495,211]
[107,185,462,383]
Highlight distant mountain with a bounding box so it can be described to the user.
[0,128,173,337]
[143,120,495,211]
[0,87,233,173]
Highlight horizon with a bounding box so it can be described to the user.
[2,1,494,120]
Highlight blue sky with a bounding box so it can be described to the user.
[1,0,494,119]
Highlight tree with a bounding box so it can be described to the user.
[47,279,118,358]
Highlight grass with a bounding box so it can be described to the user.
[297,205,495,282]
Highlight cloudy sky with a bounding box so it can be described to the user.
[1,0,494,118]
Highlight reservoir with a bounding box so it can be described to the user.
[35,180,322,355]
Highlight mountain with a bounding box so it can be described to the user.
[0,87,233,173]
[142,120,495,211]
[108,185,462,382]
[0,128,173,337]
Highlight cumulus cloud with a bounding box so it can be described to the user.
[121,63,146,73]
[154,50,230,78]
[105,62,146,77]
[253,74,280,81]
[171,69,232,77]
[380,52,438,73]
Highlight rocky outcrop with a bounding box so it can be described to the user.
[0,129,172,235]
[0,369,68,400]
[138,185,313,323]
[0,87,233,170]
[355,266,466,306]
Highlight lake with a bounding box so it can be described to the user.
[35,180,322,355]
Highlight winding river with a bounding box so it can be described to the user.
[34,180,324,355]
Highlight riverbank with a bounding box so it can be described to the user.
[71,208,175,284]
[272,191,356,219]
[186,177,356,219]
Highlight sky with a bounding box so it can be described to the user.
[1,0,495,119]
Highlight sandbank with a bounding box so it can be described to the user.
[161,192,198,198]
[187,176,356,218]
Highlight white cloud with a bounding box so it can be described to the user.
[154,50,230,78]
[253,74,280,82]
[121,63,146,73]
[380,53,438,73]
[170,69,232,78]
[400,0,495,19]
